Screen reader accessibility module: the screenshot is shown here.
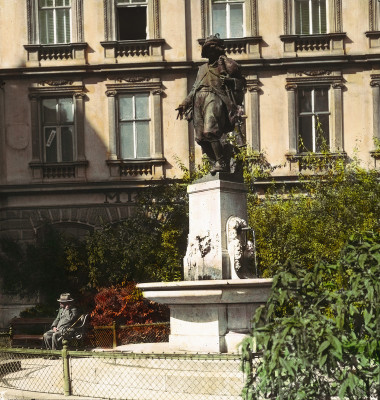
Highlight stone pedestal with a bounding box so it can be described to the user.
[138,279,272,353]
[184,174,248,280]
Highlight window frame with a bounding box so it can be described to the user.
[297,86,331,153]
[285,71,345,158]
[105,78,166,179]
[115,0,149,41]
[41,97,75,163]
[202,0,257,38]
[104,0,160,42]
[117,92,151,160]
[200,0,261,58]
[101,0,164,62]
[281,0,345,56]
[28,81,87,180]
[25,0,86,64]
[38,0,72,45]
[293,0,328,35]
[210,0,246,39]
[284,0,342,35]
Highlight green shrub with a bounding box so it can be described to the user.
[242,231,380,400]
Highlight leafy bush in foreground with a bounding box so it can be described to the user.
[242,231,380,400]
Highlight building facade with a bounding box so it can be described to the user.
[0,0,379,321]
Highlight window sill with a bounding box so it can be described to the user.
[29,161,88,180]
[365,31,380,50]
[100,39,165,63]
[286,152,347,171]
[198,36,262,59]
[24,43,88,65]
[280,33,346,56]
[106,158,166,179]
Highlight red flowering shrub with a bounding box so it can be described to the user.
[90,282,169,327]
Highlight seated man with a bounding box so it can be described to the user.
[43,293,79,350]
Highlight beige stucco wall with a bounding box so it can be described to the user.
[0,0,378,235]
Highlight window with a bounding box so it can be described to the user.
[282,0,345,55]
[116,0,148,40]
[25,0,86,63]
[286,72,344,161]
[102,0,164,61]
[294,0,327,35]
[29,81,87,180]
[118,93,150,159]
[211,0,244,38]
[38,0,71,44]
[42,98,74,162]
[105,80,166,179]
[298,87,329,152]
[200,0,260,57]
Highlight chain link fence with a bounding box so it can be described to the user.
[0,347,261,399]
[92,322,170,348]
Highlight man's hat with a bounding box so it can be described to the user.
[201,33,225,58]
[57,293,74,303]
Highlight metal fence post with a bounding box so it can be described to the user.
[62,340,71,396]
[112,321,117,349]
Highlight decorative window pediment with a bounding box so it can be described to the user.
[25,0,87,65]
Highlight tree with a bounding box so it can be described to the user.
[241,231,380,400]
[246,156,380,277]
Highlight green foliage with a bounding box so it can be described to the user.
[248,159,380,277]
[0,225,89,306]
[242,231,380,400]
[65,180,189,289]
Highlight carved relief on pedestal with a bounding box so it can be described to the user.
[226,216,255,279]
[184,231,220,280]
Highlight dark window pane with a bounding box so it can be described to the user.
[45,127,57,162]
[295,0,310,34]
[118,6,147,40]
[299,88,312,113]
[230,4,243,38]
[42,99,57,123]
[39,9,55,44]
[212,4,227,38]
[299,115,313,152]
[61,127,74,161]
[56,8,71,43]
[312,0,327,34]
[315,113,330,151]
[314,88,329,112]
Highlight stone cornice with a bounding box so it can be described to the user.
[1,53,380,79]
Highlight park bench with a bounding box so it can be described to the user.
[9,314,90,348]
[10,317,52,347]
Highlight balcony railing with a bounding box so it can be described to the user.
[106,158,166,179]
[29,161,88,180]
[24,43,87,62]
[101,39,165,61]
[280,33,346,55]
[198,36,262,58]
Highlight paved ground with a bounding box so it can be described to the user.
[0,346,243,400]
